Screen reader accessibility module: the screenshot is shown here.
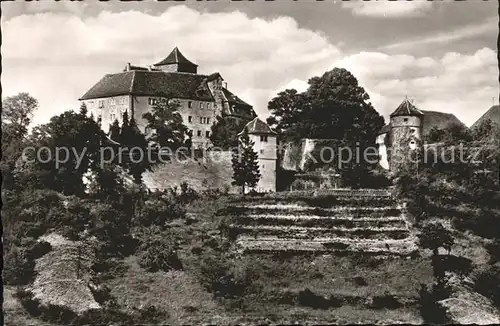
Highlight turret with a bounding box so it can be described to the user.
[389,98,423,172]
[153,47,198,74]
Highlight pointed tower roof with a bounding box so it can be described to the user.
[390,98,424,117]
[239,117,277,136]
[153,47,198,67]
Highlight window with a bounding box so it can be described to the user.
[197,130,202,137]
[260,149,264,154]
[110,98,115,105]
[262,164,265,168]
[188,101,193,108]
[206,103,211,109]
[200,117,203,124]
[403,118,409,122]
[145,126,151,134]
[205,131,210,138]
[98,100,104,108]
[188,116,192,123]
[200,102,203,109]
[206,118,210,124]
[119,97,125,105]
[260,135,268,142]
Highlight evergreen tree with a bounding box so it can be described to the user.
[231,129,261,194]
[120,116,152,184]
[79,102,88,116]
[109,119,121,142]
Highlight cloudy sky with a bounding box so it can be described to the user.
[2,0,498,127]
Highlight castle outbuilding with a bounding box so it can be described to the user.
[239,117,278,193]
[79,47,256,149]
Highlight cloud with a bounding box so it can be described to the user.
[1,6,496,129]
[342,0,433,18]
[382,17,497,50]
[334,47,497,126]
[2,6,341,126]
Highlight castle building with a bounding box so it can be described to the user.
[239,118,278,193]
[79,47,256,149]
[377,98,465,171]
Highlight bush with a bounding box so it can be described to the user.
[137,229,182,272]
[417,283,450,324]
[197,254,253,299]
[135,192,186,228]
[472,263,500,308]
[3,246,36,285]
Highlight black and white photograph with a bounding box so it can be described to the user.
[1,0,499,324]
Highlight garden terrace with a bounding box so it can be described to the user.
[221,189,415,256]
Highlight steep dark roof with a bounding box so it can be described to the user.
[153,47,198,67]
[390,98,424,117]
[222,88,255,119]
[378,124,390,134]
[79,71,213,101]
[420,110,466,135]
[472,105,500,128]
[240,117,277,135]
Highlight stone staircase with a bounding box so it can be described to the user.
[224,189,417,256]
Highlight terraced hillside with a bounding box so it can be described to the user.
[223,189,418,257]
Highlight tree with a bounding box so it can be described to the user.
[109,119,121,142]
[266,68,384,187]
[231,129,261,193]
[2,92,38,127]
[1,93,39,189]
[120,118,152,184]
[419,222,454,256]
[266,89,307,139]
[17,109,106,195]
[142,95,188,150]
[210,116,248,150]
[267,68,384,143]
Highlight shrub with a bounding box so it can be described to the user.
[197,254,253,299]
[417,283,450,324]
[135,193,186,228]
[137,229,182,272]
[472,263,500,308]
[3,246,36,285]
[370,294,401,309]
[297,288,331,309]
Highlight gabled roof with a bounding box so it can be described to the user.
[390,98,424,117]
[221,88,255,119]
[153,47,198,67]
[79,70,213,101]
[420,110,466,135]
[239,117,277,135]
[472,105,500,128]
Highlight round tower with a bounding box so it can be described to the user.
[389,98,423,173]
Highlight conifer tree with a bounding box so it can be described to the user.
[109,119,121,142]
[231,129,261,194]
[119,113,152,184]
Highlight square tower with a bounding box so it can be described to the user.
[239,118,278,192]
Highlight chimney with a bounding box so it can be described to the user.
[147,65,152,71]
[125,62,131,71]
